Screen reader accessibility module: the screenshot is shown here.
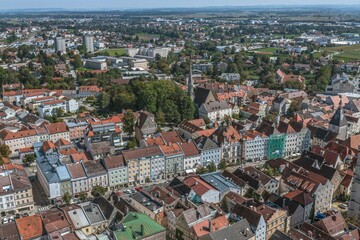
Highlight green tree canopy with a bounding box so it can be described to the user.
[62,192,72,205]
[123,110,136,136]
[0,144,11,157]
[91,185,107,197]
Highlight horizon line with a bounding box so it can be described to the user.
[1,4,360,12]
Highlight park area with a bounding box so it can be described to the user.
[98,48,127,56]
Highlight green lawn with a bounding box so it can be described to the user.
[135,33,161,41]
[98,48,127,56]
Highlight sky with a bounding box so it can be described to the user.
[1,0,359,10]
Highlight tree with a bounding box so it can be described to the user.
[0,144,11,157]
[99,92,110,111]
[244,188,261,201]
[91,185,107,197]
[206,161,217,173]
[127,139,137,149]
[23,154,36,166]
[218,160,227,170]
[56,108,64,117]
[0,156,4,165]
[71,55,83,69]
[79,192,87,202]
[62,192,72,205]
[123,110,136,136]
[196,166,208,175]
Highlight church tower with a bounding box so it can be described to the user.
[328,99,348,141]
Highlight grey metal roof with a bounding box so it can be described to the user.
[200,171,240,194]
[56,165,71,181]
[79,202,106,225]
[67,207,90,229]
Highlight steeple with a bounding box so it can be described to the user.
[329,96,348,140]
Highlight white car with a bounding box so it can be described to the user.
[339,203,348,209]
[2,218,8,224]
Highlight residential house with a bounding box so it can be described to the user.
[83,160,108,190]
[0,165,34,215]
[195,136,221,167]
[0,222,20,240]
[102,155,128,190]
[123,145,165,184]
[16,215,46,240]
[211,124,241,163]
[233,204,267,240]
[200,171,242,201]
[112,212,166,240]
[176,205,217,240]
[66,162,89,196]
[233,166,279,195]
[160,143,184,178]
[198,101,232,122]
[204,219,256,240]
[135,111,157,140]
[78,202,108,234]
[183,176,220,204]
[180,141,201,172]
[41,208,72,239]
[122,191,163,220]
[241,130,269,162]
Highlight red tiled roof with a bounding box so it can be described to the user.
[192,215,228,237]
[0,129,37,141]
[42,141,56,152]
[183,176,216,196]
[16,215,45,240]
[45,122,68,134]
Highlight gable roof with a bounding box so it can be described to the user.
[183,176,217,196]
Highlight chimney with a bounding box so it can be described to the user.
[156,191,161,198]
[283,198,286,208]
[208,220,212,232]
[332,215,337,221]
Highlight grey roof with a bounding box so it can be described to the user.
[202,101,231,113]
[56,165,71,181]
[129,192,162,212]
[329,106,348,127]
[36,157,60,183]
[208,219,255,240]
[66,206,90,229]
[195,137,219,151]
[79,202,106,225]
[200,171,240,194]
[269,230,293,240]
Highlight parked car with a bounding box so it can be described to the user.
[2,218,8,224]
[339,203,348,209]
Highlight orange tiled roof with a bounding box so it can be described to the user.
[16,215,45,240]
[183,176,216,196]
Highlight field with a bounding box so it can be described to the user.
[324,44,360,62]
[98,48,127,56]
[135,33,161,41]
